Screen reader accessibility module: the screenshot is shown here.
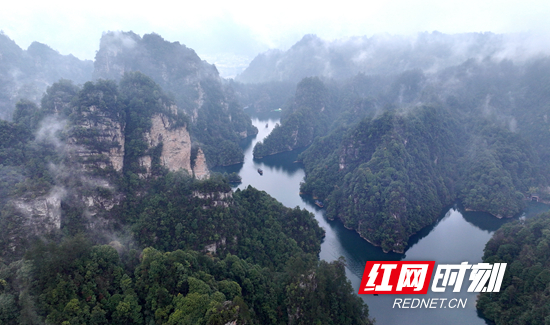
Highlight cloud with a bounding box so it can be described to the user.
[35,116,66,149]
[2,1,549,57]
[2,0,550,79]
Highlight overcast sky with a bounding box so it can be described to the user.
[3,0,550,75]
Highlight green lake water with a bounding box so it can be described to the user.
[217,114,548,325]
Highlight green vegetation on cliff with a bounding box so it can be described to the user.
[477,212,550,324]
[253,56,550,253]
[253,77,334,158]
[301,107,460,252]
[0,72,372,324]
[93,31,257,167]
[299,105,543,252]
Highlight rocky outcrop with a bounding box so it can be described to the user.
[68,92,202,179]
[82,180,124,216]
[93,31,256,167]
[68,105,125,172]
[138,156,153,178]
[193,148,209,179]
[11,186,65,232]
[193,191,232,208]
[204,237,227,254]
[141,113,194,176]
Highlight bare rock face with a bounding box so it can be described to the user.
[68,99,202,179]
[11,186,65,232]
[152,114,191,172]
[68,105,125,172]
[193,148,210,180]
[141,113,193,176]
[138,156,153,178]
[93,32,256,167]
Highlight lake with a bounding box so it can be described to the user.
[217,114,548,324]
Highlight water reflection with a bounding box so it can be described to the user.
[253,149,305,174]
[219,114,548,325]
[460,209,512,232]
[406,205,455,248]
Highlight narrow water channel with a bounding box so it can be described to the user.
[218,114,548,324]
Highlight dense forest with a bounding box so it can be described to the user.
[0,48,372,323]
[253,77,337,158]
[3,29,550,323]
[477,211,550,324]
[251,44,550,252]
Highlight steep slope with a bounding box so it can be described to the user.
[0,32,93,120]
[477,212,550,324]
[300,107,461,252]
[253,77,336,157]
[0,73,205,259]
[300,107,543,253]
[0,74,373,325]
[93,31,257,166]
[248,45,550,253]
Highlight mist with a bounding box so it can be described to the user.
[2,4,550,325]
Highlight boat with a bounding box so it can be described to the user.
[315,200,324,208]
[258,168,263,175]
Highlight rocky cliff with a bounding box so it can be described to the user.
[1,75,211,257]
[68,104,125,172]
[192,148,210,179]
[93,31,257,167]
[140,112,202,177]
[150,113,191,172]
[11,186,65,233]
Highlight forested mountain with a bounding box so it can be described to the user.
[0,31,258,167]
[93,31,257,166]
[0,32,93,120]
[477,211,550,324]
[3,28,550,323]
[0,68,372,324]
[236,32,520,84]
[251,43,550,252]
[0,72,207,259]
[253,77,338,158]
[227,79,296,114]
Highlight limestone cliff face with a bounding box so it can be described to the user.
[80,177,124,216]
[68,105,125,172]
[68,99,203,179]
[193,148,210,180]
[93,32,257,167]
[5,187,64,255]
[11,187,64,232]
[141,113,194,176]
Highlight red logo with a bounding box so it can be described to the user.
[359,261,435,294]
